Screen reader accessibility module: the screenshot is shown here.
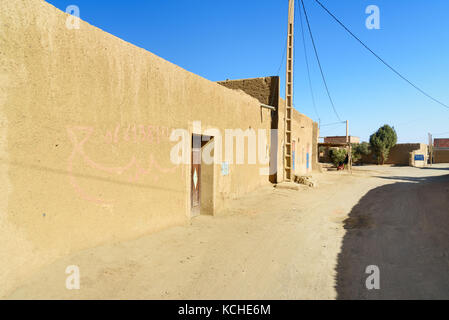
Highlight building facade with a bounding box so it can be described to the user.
[323,136,360,144]
[0,0,318,295]
[218,78,318,180]
[434,138,449,163]
[434,139,449,149]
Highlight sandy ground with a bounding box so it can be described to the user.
[4,164,449,300]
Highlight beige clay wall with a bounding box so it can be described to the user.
[277,98,316,178]
[312,122,320,171]
[217,78,319,179]
[361,143,427,165]
[0,0,272,296]
[217,77,280,183]
[218,81,319,180]
[217,77,279,107]
[291,109,314,175]
[386,144,427,165]
[434,149,449,163]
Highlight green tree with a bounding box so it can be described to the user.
[369,125,398,164]
[352,142,370,163]
[329,148,347,167]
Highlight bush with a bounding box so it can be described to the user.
[329,148,347,167]
[352,142,370,163]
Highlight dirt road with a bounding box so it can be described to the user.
[4,165,449,299]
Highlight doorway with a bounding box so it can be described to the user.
[191,134,214,217]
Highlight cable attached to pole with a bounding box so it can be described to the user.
[297,0,320,123]
[314,0,449,110]
[300,0,343,122]
[319,121,346,127]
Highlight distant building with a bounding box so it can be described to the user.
[434,138,449,149]
[323,136,360,144]
[433,138,449,163]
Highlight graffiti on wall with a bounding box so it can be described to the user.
[103,124,170,145]
[67,125,179,206]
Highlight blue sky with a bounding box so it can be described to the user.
[46,0,449,143]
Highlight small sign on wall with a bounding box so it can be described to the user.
[414,154,425,161]
[221,162,229,176]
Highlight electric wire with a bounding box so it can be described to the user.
[313,0,449,110]
[297,0,320,124]
[320,121,346,127]
[433,131,449,136]
[300,0,343,121]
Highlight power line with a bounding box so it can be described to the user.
[268,35,287,109]
[314,0,449,110]
[433,131,449,136]
[320,121,346,127]
[297,0,320,123]
[300,0,343,122]
[275,37,287,76]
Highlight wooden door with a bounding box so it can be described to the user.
[191,145,201,217]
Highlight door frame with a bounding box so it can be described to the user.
[191,134,202,217]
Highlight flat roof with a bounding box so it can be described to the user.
[324,136,359,138]
[217,76,279,83]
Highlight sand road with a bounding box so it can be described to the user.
[4,165,449,299]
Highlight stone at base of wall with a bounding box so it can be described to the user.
[294,175,318,188]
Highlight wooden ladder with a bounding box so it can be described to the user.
[284,0,295,181]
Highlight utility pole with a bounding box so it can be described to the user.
[346,120,349,144]
[428,133,433,166]
[346,120,352,172]
[284,0,295,181]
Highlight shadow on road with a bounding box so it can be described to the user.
[335,173,449,299]
[420,166,449,171]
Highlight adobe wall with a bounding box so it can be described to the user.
[217,77,279,107]
[0,0,272,296]
[217,78,319,179]
[312,122,320,171]
[291,108,315,175]
[434,149,449,163]
[277,98,317,178]
[217,77,280,183]
[386,144,427,165]
[324,136,360,144]
[361,143,428,165]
